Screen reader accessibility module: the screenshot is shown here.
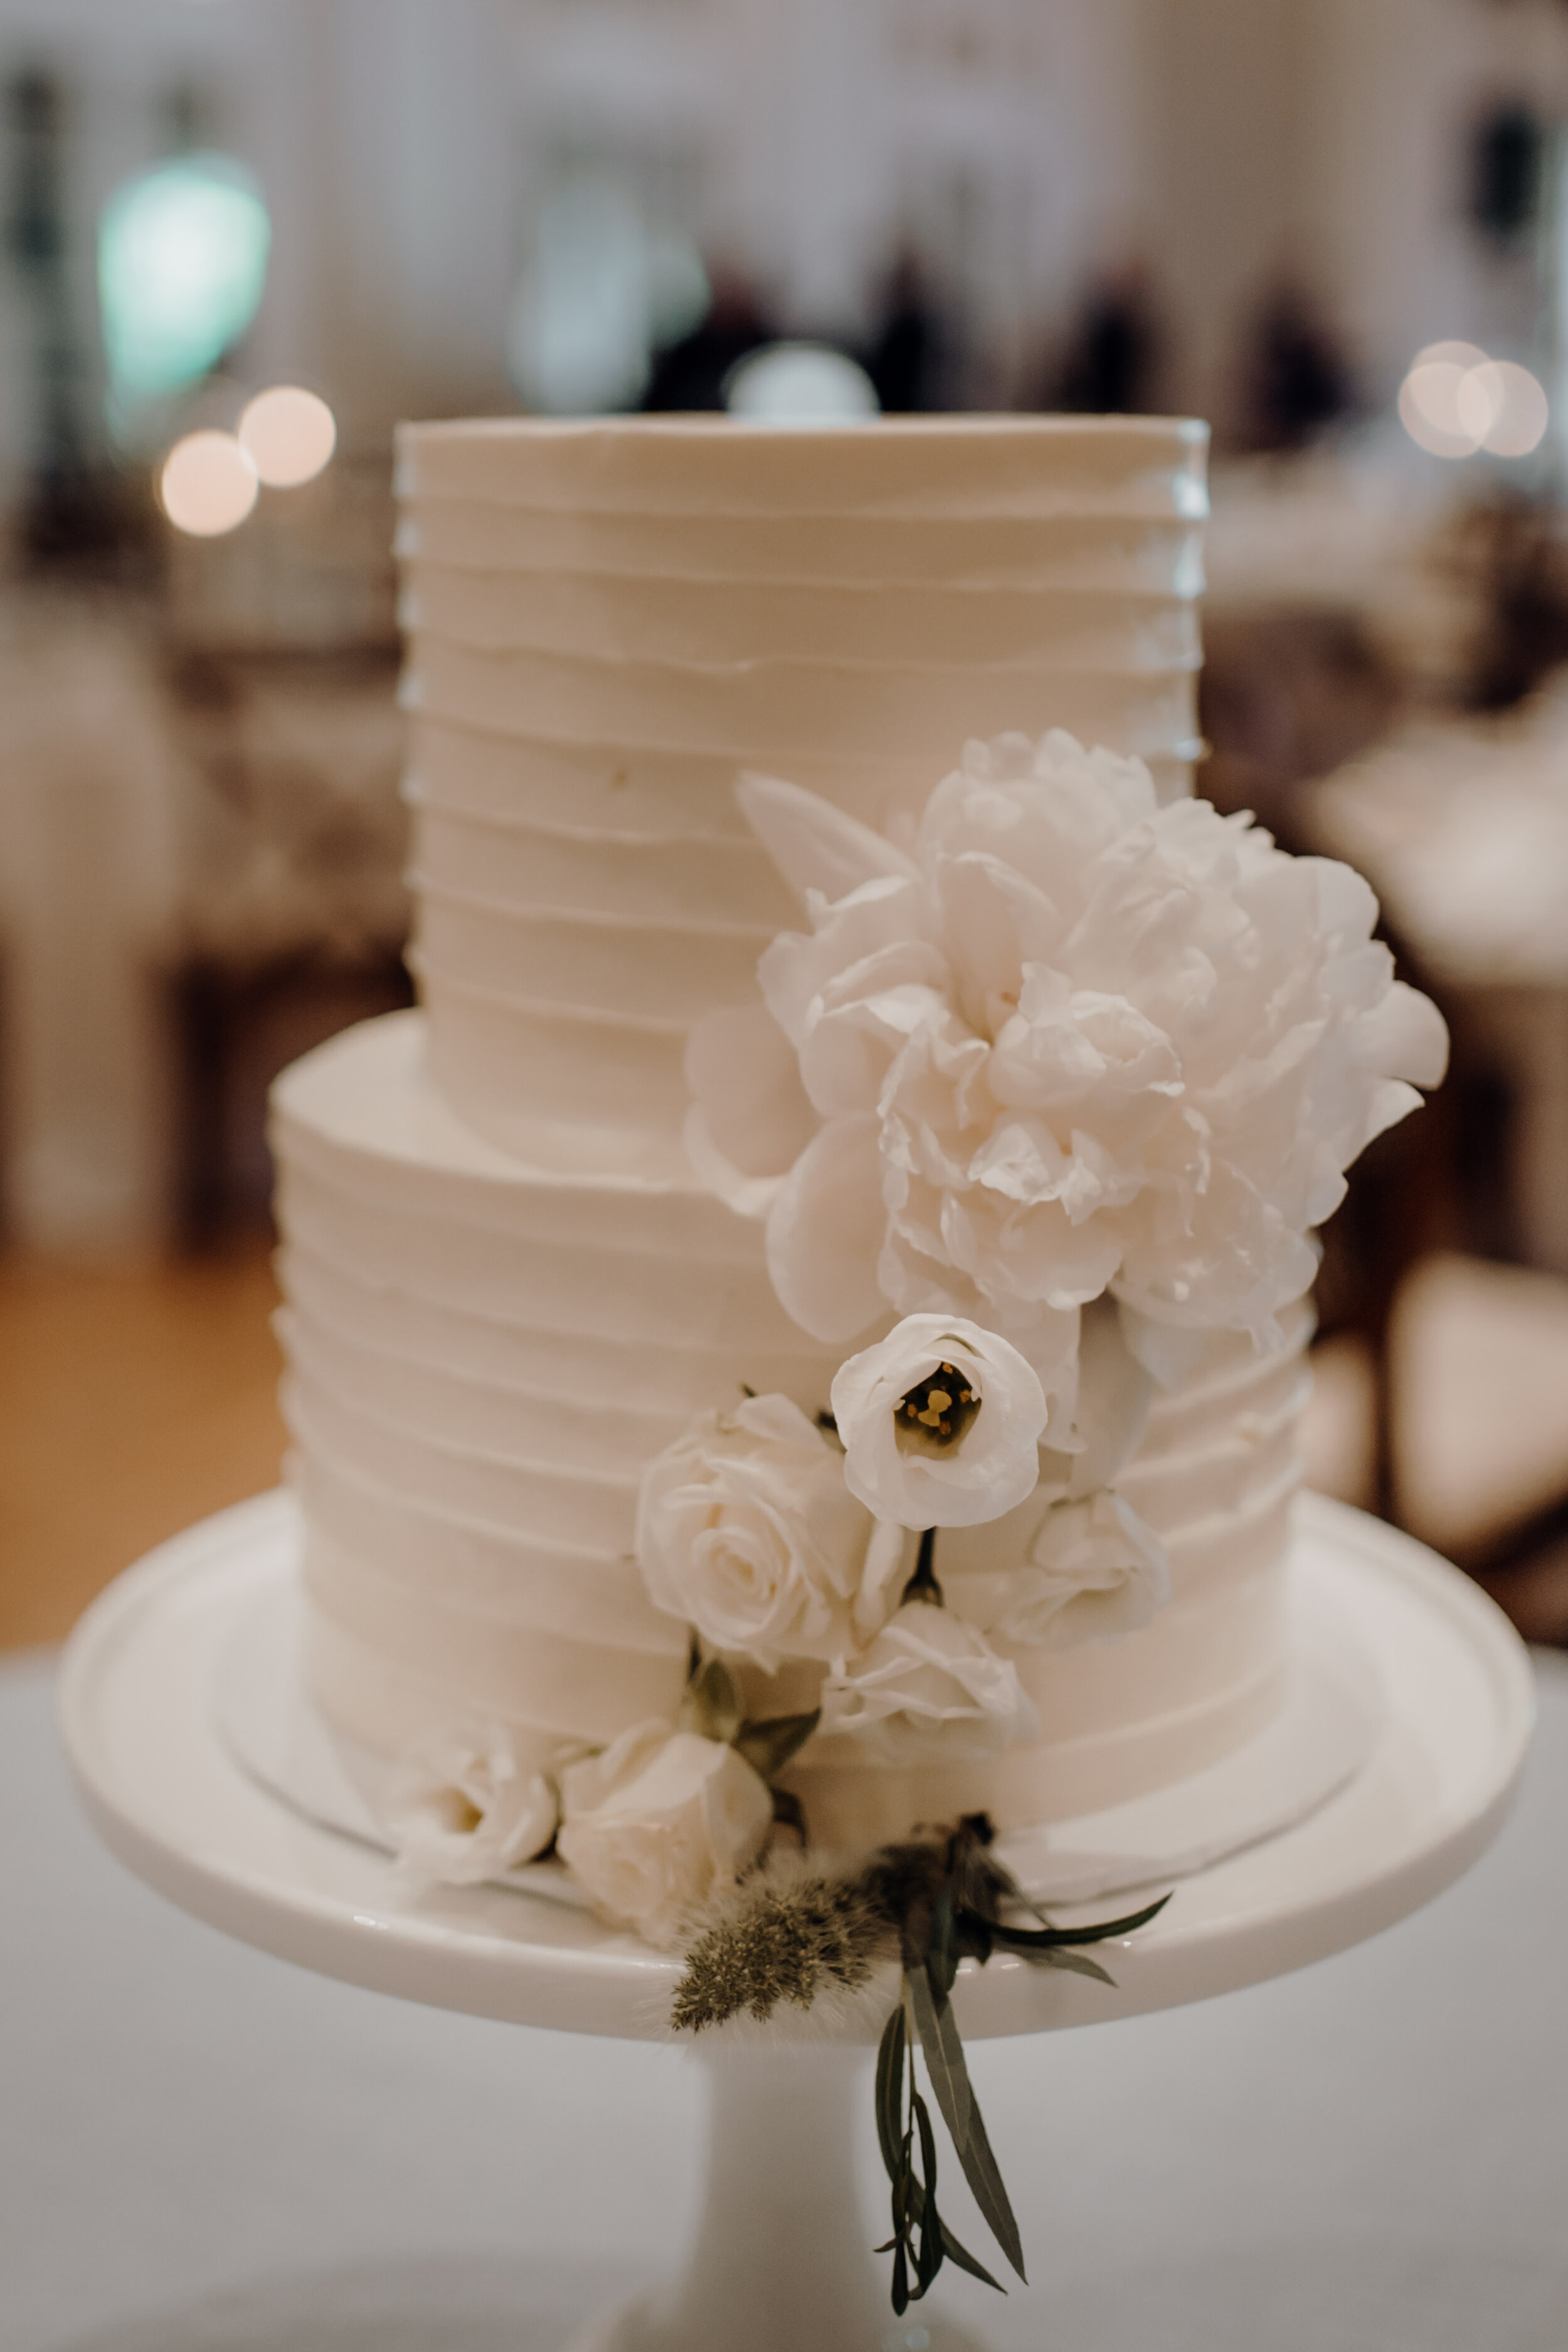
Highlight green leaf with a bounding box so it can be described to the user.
[680,1655,744,1744]
[874,2001,906,2185]
[734,1709,820,1781]
[908,1964,972,2152]
[951,2088,1027,2286]
[956,1905,993,1967]
[1036,1947,1116,1987]
[977,1852,1050,1927]
[928,1877,959,1999]
[891,2240,909,2316]
[987,1890,1171,1951]
[938,2218,1006,2292]
[903,2173,1005,2296]
[911,2091,945,2296]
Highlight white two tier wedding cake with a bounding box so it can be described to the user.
[269,416,1445,1942]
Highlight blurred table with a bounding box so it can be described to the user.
[4,1640,1567,2352]
[0,588,408,1253]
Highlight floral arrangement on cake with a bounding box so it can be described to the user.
[386,730,1447,2314]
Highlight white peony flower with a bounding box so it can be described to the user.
[985,1488,1169,1651]
[687,734,1448,1402]
[388,1725,561,1886]
[556,1722,773,1947]
[636,1393,908,1669]
[830,1314,1048,1530]
[817,1601,1039,1765]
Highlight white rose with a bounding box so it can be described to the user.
[636,1393,908,1669]
[556,1723,773,1947]
[387,1725,561,1886]
[830,1315,1047,1530]
[687,736,1447,1390]
[987,1488,1169,1651]
[817,1601,1039,1765]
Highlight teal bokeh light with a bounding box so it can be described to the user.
[98,153,271,399]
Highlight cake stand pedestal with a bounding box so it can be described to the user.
[58,1491,1533,2352]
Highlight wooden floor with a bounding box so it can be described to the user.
[0,1241,285,1650]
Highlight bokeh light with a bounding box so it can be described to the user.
[1462,359,1550,456]
[99,154,271,400]
[1399,342,1548,458]
[723,342,879,423]
[238,385,337,487]
[159,430,258,536]
[508,182,652,415]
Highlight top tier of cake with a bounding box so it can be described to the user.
[395,417,1209,1177]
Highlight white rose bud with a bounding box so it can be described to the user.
[817,1602,1039,1765]
[636,1393,908,1669]
[556,1722,773,1947]
[388,1725,561,1887]
[830,1315,1048,1530]
[991,1488,1169,1651]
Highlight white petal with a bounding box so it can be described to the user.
[765,1114,889,1342]
[1064,1296,1153,1486]
[1355,979,1449,1090]
[682,1105,784,1220]
[686,1002,818,1179]
[737,770,918,901]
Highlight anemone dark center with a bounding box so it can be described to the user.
[894,1361,981,1456]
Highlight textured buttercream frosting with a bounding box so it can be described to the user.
[274,1007,1307,1832]
[395,416,1208,1170]
[268,414,1323,1845]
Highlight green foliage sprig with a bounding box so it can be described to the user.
[874,1814,1168,2314]
[678,1641,819,1838]
[669,1808,1170,2316]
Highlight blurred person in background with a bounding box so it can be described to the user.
[863,248,947,414]
[642,261,775,411]
[1046,260,1161,416]
[1236,272,1357,452]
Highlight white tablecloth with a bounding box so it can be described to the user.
[4,1643,1568,2352]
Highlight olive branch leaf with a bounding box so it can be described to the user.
[869,1814,1170,2312]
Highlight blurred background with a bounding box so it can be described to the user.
[4,0,1568,1653]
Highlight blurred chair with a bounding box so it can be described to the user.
[158,643,410,1241]
[1200,606,1403,844]
[0,458,410,1256]
[1305,698,1568,1576]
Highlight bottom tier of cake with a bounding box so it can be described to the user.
[270,1010,1311,1845]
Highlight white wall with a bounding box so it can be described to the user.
[0,0,1562,475]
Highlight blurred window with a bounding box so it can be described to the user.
[98,153,270,403]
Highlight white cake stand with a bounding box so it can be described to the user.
[58,1490,1532,2352]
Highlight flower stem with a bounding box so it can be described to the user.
[903,1525,943,1608]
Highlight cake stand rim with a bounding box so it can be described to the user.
[56,1488,1535,2043]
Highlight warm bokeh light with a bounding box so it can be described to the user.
[1400,357,1482,455]
[1412,339,1490,373]
[159,430,259,536]
[98,154,271,400]
[723,341,879,423]
[238,385,337,487]
[1399,343,1549,458]
[1461,359,1550,456]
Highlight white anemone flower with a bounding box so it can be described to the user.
[830,1314,1048,1530]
